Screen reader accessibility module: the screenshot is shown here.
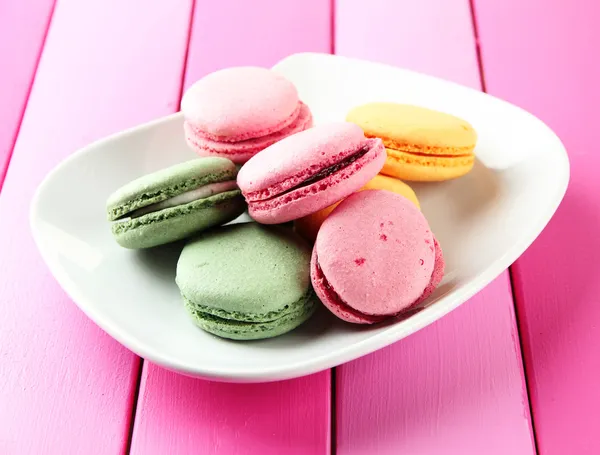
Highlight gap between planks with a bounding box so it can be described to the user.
[126,0,198,451]
[0,0,57,190]
[468,0,538,452]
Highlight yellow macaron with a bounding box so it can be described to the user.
[346,103,477,181]
[294,174,420,242]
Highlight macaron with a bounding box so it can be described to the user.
[106,158,246,249]
[294,174,420,242]
[311,190,444,324]
[182,67,313,164]
[237,122,386,224]
[176,222,318,340]
[346,103,477,181]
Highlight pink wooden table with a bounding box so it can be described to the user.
[1,0,596,453]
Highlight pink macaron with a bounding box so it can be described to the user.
[181,67,312,164]
[237,122,386,224]
[311,190,445,324]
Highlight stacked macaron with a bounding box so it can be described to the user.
[311,190,444,323]
[346,102,477,181]
[176,223,316,340]
[105,65,478,341]
[236,122,386,224]
[181,67,312,164]
[106,157,246,249]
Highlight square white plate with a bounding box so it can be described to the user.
[30,53,568,383]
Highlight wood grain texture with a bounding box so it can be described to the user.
[0,0,192,453]
[474,1,600,453]
[129,1,332,454]
[0,0,55,187]
[335,1,536,453]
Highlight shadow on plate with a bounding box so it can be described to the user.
[133,240,186,284]
[412,158,502,234]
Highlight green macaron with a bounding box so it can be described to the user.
[176,222,318,340]
[106,157,246,249]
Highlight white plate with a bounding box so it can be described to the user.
[30,53,569,383]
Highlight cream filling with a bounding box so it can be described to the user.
[115,180,238,222]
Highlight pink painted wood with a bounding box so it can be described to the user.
[184,0,332,79]
[335,1,536,453]
[129,1,332,454]
[474,1,600,453]
[132,365,330,455]
[0,0,55,187]
[0,0,192,453]
[336,0,479,89]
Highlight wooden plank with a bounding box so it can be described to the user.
[132,365,330,455]
[335,1,536,453]
[129,1,332,454]
[0,0,55,186]
[182,0,331,80]
[0,1,192,453]
[473,1,600,453]
[335,0,480,88]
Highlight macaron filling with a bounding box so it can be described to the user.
[376,137,475,157]
[112,180,238,222]
[385,147,475,165]
[243,139,382,208]
[290,146,369,192]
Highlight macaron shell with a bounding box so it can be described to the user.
[294,204,336,244]
[176,223,312,317]
[310,250,385,324]
[362,174,420,208]
[314,190,436,316]
[183,294,316,341]
[413,237,445,305]
[237,122,369,195]
[176,222,318,340]
[247,139,386,224]
[184,102,313,164]
[311,235,444,324]
[112,191,246,249]
[106,157,238,220]
[294,174,419,242]
[346,102,477,154]
[181,67,299,141]
[381,148,475,181]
